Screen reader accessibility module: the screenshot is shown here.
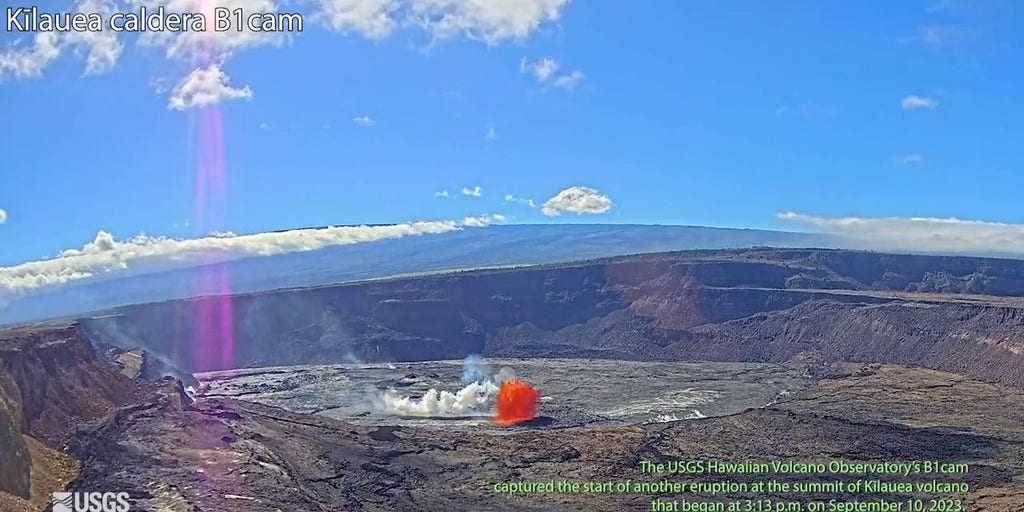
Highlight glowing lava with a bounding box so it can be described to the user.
[494,380,541,425]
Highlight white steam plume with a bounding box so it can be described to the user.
[378,380,499,417]
[495,366,517,383]
[377,355,508,417]
[461,354,489,384]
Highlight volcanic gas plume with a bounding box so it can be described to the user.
[494,380,541,425]
[379,380,499,417]
[376,357,542,423]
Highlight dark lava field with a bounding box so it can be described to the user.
[196,359,809,430]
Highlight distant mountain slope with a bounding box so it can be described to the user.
[0,224,836,325]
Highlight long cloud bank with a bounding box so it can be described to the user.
[779,211,1024,255]
[0,221,459,297]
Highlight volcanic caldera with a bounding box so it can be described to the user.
[2,248,1024,511]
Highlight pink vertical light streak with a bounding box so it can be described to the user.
[191,2,234,371]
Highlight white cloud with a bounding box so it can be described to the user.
[1,0,572,111]
[0,0,121,81]
[434,190,451,198]
[520,56,558,81]
[541,186,612,217]
[63,0,123,75]
[259,122,270,129]
[0,33,60,81]
[552,70,584,90]
[520,56,584,91]
[353,115,376,126]
[132,0,287,62]
[409,0,570,44]
[317,0,398,38]
[902,95,938,111]
[168,64,253,110]
[901,154,923,164]
[0,209,7,224]
[0,221,460,297]
[462,214,507,227]
[462,216,488,227]
[504,194,536,208]
[778,211,1024,255]
[461,186,483,197]
[486,127,496,140]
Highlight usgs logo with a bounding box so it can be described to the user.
[51,492,130,512]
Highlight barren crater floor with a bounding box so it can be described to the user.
[67,364,1024,512]
[196,359,811,429]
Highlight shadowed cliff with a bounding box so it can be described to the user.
[78,248,1024,387]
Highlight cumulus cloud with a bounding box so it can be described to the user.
[504,194,536,208]
[353,115,376,126]
[0,221,459,297]
[520,56,585,91]
[434,190,451,198]
[461,186,483,197]
[541,186,612,217]
[168,64,253,110]
[1,0,572,105]
[551,70,584,90]
[408,0,570,44]
[0,33,60,81]
[486,127,496,140]
[317,0,398,38]
[902,95,938,111]
[0,0,121,81]
[0,209,7,224]
[64,0,123,74]
[133,0,288,62]
[521,57,558,81]
[462,214,506,227]
[779,211,1024,255]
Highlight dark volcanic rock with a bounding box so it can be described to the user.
[0,325,150,448]
[0,391,29,498]
[0,325,157,507]
[63,366,1024,511]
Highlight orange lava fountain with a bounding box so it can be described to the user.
[494,380,541,425]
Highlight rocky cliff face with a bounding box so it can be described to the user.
[0,378,30,498]
[0,325,150,503]
[76,248,1024,388]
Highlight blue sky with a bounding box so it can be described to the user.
[1,0,1023,268]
